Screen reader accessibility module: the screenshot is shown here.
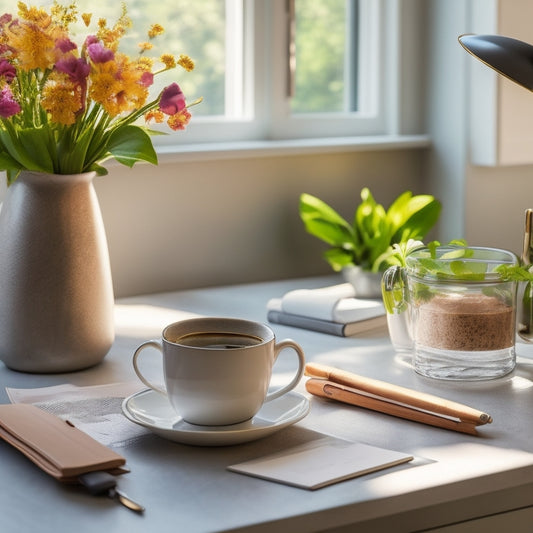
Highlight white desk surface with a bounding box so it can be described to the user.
[1,276,533,533]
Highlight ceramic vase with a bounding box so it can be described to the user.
[0,171,114,373]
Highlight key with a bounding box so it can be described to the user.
[79,471,145,513]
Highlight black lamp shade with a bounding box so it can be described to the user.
[458,34,533,92]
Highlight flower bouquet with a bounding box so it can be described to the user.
[0,2,200,373]
[0,1,200,184]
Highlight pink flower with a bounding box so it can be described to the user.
[0,13,12,26]
[84,35,98,47]
[140,71,154,87]
[55,57,90,84]
[0,59,16,83]
[159,83,186,115]
[0,85,20,118]
[87,42,114,63]
[56,38,77,53]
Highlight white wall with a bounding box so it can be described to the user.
[95,148,427,297]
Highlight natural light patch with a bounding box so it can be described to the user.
[361,443,533,499]
[510,375,533,390]
[114,304,200,338]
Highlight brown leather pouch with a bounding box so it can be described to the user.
[0,403,126,483]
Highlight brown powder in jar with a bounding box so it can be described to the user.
[416,293,514,351]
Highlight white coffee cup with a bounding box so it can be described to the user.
[132,317,305,426]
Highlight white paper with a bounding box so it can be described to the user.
[267,283,385,323]
[228,438,413,490]
[6,382,149,448]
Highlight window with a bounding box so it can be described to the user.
[0,0,406,146]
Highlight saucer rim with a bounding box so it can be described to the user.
[121,389,310,446]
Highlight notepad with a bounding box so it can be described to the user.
[228,439,413,490]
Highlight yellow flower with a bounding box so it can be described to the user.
[148,23,164,39]
[41,73,82,125]
[50,1,78,29]
[138,41,153,52]
[5,17,63,71]
[17,2,49,25]
[96,5,131,52]
[177,54,194,72]
[81,13,92,27]
[160,53,176,69]
[136,56,154,70]
[90,53,149,116]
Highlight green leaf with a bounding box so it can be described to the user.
[303,218,355,247]
[0,149,22,172]
[106,125,158,167]
[449,260,487,280]
[323,248,355,271]
[496,265,533,282]
[299,193,355,246]
[0,127,55,173]
[300,193,351,227]
[390,196,441,243]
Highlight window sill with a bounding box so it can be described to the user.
[153,134,431,163]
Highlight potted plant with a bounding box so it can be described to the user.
[299,188,441,297]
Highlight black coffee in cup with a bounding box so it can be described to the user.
[174,332,263,349]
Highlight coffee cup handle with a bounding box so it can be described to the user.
[265,339,305,402]
[132,340,167,396]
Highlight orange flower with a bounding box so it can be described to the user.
[90,53,149,116]
[4,17,65,71]
[167,109,191,131]
[144,109,164,123]
[41,72,82,125]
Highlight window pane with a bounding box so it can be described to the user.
[122,0,226,117]
[292,0,358,114]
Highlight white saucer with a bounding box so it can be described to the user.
[121,389,310,446]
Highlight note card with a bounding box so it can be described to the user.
[228,439,413,490]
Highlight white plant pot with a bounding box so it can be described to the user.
[342,266,383,298]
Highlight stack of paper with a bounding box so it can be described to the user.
[266,283,386,337]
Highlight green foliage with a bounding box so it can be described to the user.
[496,264,533,282]
[292,0,346,113]
[299,188,441,272]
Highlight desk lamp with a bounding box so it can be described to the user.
[458,34,533,91]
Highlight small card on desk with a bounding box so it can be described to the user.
[228,438,413,490]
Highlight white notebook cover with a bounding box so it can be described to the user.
[228,439,413,490]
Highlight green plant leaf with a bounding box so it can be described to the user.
[390,196,441,242]
[106,125,158,167]
[0,127,55,173]
[323,248,355,271]
[449,260,487,280]
[299,194,355,246]
[0,149,22,172]
[303,219,355,247]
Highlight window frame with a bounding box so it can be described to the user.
[154,0,417,149]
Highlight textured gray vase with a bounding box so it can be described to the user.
[0,171,115,373]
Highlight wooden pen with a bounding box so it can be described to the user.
[306,378,480,435]
[304,362,492,430]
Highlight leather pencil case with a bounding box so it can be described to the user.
[0,403,127,483]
